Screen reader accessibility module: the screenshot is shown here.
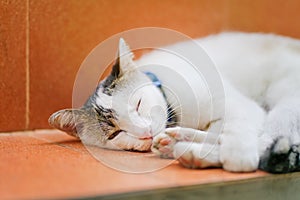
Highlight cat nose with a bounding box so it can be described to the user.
[138,127,153,139]
[140,131,153,139]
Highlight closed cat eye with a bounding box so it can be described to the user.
[108,129,123,140]
[136,98,142,112]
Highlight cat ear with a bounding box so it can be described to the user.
[102,38,136,91]
[112,38,136,77]
[48,109,85,138]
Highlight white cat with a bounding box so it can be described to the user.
[49,32,300,173]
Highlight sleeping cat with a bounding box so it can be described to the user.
[49,32,300,173]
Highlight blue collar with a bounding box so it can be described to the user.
[144,71,167,99]
[144,71,176,125]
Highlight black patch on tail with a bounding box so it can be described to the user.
[259,137,300,173]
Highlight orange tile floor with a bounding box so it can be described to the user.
[0,130,269,199]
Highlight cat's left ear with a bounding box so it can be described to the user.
[101,39,136,89]
[119,38,136,73]
[111,38,136,77]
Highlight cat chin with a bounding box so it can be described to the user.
[107,132,153,151]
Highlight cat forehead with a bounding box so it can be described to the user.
[96,88,113,109]
[95,79,146,111]
[95,84,133,109]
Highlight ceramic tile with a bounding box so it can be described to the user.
[0,131,271,199]
[0,131,171,199]
[29,129,87,154]
[2,0,300,132]
[0,0,27,131]
[28,0,224,129]
[226,0,300,38]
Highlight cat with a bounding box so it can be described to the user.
[49,32,300,173]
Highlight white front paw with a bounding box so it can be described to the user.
[151,127,187,158]
[220,137,259,172]
[151,132,176,158]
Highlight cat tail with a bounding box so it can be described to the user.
[259,137,300,173]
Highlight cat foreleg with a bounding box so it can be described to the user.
[219,94,266,172]
[151,127,210,158]
[165,127,211,143]
[173,142,221,168]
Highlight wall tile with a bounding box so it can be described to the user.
[2,0,300,131]
[226,0,300,38]
[0,0,27,131]
[29,0,224,129]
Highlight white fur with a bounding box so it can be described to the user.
[93,33,300,172]
[95,39,168,151]
[135,32,300,172]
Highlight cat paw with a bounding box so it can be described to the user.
[259,137,300,173]
[151,127,185,158]
[165,127,190,140]
[151,132,176,158]
[173,142,221,169]
[151,127,206,159]
[165,127,205,142]
[220,137,259,172]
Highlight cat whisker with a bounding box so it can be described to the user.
[166,111,177,119]
[169,105,182,111]
[168,102,181,108]
[167,106,179,112]
[166,108,181,117]
[166,110,179,118]
[166,121,178,125]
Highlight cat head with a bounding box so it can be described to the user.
[49,38,168,151]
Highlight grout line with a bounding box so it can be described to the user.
[25,0,30,129]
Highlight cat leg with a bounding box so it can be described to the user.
[219,92,266,172]
[151,127,212,158]
[259,97,300,173]
[171,106,265,171]
[165,127,211,142]
[173,142,221,169]
[259,137,300,173]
